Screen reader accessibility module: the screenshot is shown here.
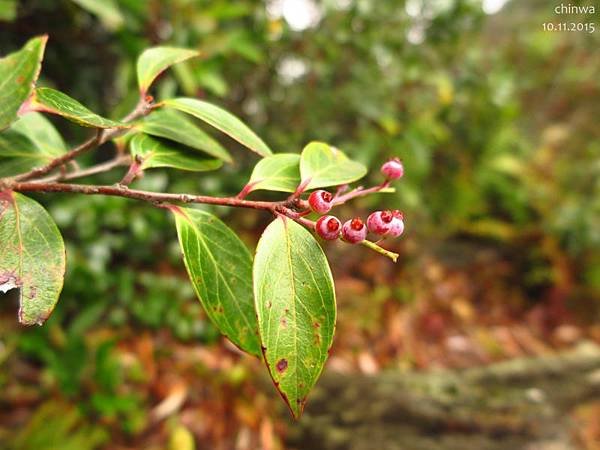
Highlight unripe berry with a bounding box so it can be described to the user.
[342,217,367,244]
[381,158,404,180]
[367,210,394,235]
[315,215,342,240]
[387,216,405,237]
[308,190,333,214]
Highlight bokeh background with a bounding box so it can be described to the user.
[0,0,599,449]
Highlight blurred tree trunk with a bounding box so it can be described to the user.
[286,343,600,450]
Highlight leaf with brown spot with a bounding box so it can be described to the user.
[0,192,65,325]
[0,35,47,130]
[253,217,336,418]
[173,207,260,357]
[276,358,288,373]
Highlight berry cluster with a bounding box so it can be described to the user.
[310,158,405,244]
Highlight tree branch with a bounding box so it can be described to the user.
[5,180,400,261]
[0,87,401,263]
[7,181,279,211]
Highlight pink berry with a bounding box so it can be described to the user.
[342,217,367,244]
[387,216,405,237]
[392,209,404,220]
[308,190,333,214]
[315,215,342,240]
[381,158,404,180]
[367,210,394,235]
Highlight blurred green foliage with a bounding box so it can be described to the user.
[0,0,599,446]
[3,401,108,450]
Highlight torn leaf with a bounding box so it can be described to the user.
[0,191,66,325]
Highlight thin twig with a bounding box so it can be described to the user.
[286,178,311,202]
[332,181,390,205]
[12,132,102,182]
[119,160,142,186]
[334,184,350,197]
[9,97,151,182]
[35,155,131,183]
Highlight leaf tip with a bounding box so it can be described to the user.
[17,291,54,326]
[18,310,50,327]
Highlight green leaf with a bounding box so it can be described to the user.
[246,153,300,193]
[28,87,128,129]
[163,98,272,157]
[130,134,222,172]
[70,0,124,30]
[0,114,66,177]
[300,141,367,190]
[172,61,198,96]
[137,47,200,93]
[138,109,232,162]
[197,67,228,97]
[0,0,18,21]
[0,192,66,325]
[253,217,336,418]
[173,207,260,357]
[0,35,47,130]
[0,131,43,177]
[12,112,67,156]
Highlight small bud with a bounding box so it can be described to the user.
[315,215,342,240]
[367,210,394,235]
[308,190,333,214]
[381,158,404,180]
[145,95,154,103]
[342,217,367,244]
[387,216,405,237]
